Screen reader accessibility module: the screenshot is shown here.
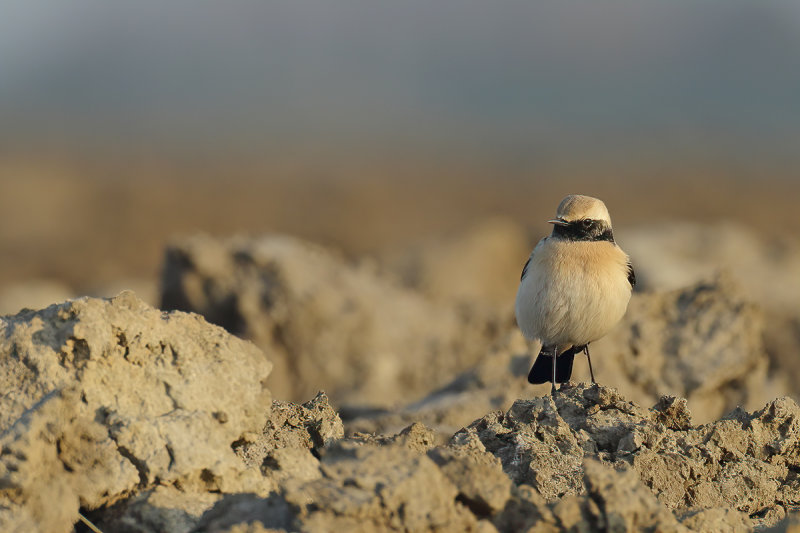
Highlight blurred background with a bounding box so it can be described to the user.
[1,0,799,307]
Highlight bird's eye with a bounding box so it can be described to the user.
[582,219,593,228]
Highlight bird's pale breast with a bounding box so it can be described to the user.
[515,238,631,346]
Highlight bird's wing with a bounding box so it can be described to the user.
[627,260,636,288]
[520,237,546,281]
[520,257,531,281]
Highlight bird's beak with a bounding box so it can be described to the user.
[548,218,568,226]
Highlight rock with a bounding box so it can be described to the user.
[236,392,343,464]
[763,313,800,393]
[679,507,754,532]
[455,383,800,528]
[88,278,160,307]
[0,388,134,533]
[429,432,513,517]
[579,459,687,532]
[491,484,558,533]
[160,234,502,407]
[188,383,793,532]
[95,485,221,533]
[197,439,489,533]
[301,442,486,532]
[0,292,272,532]
[592,272,777,422]
[235,392,343,485]
[620,222,800,403]
[192,493,294,533]
[349,422,438,454]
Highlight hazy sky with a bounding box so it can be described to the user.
[2,1,799,161]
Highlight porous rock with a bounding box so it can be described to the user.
[197,437,491,533]
[678,507,754,532]
[456,382,795,528]
[0,388,135,533]
[576,458,687,532]
[160,234,501,407]
[472,460,692,533]
[0,292,272,532]
[592,272,777,422]
[429,431,513,517]
[349,421,438,454]
[621,222,800,403]
[235,392,343,485]
[187,384,794,532]
[197,422,711,533]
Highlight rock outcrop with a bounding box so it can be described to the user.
[621,221,800,397]
[593,272,778,422]
[194,381,778,532]
[0,292,272,532]
[1,291,790,532]
[4,221,798,532]
[160,234,503,407]
[455,382,796,529]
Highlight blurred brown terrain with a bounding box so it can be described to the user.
[1,152,798,298]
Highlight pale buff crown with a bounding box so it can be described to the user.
[554,194,612,226]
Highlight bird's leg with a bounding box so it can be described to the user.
[550,346,558,396]
[583,344,596,384]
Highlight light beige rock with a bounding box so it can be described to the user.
[581,459,689,532]
[428,434,513,517]
[235,392,343,485]
[0,292,273,532]
[0,388,137,533]
[160,234,503,407]
[621,222,800,399]
[592,272,777,422]
[96,485,222,533]
[457,383,799,529]
[679,507,754,533]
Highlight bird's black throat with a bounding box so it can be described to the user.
[552,219,614,242]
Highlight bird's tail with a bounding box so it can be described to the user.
[527,346,579,384]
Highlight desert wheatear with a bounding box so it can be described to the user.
[515,194,635,394]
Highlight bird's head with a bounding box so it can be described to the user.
[548,195,614,242]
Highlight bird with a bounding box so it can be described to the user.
[515,194,635,395]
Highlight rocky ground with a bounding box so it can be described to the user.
[1,219,800,532]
